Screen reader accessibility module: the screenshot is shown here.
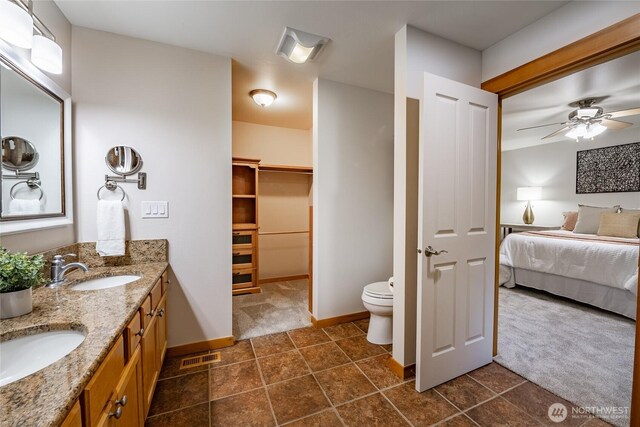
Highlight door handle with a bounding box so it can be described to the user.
[424,246,448,257]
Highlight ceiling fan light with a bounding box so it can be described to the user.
[31,35,63,74]
[583,122,607,139]
[576,108,599,118]
[0,0,33,49]
[250,89,277,107]
[565,124,586,140]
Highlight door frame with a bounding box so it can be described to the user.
[481,13,640,426]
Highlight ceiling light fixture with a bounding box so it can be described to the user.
[276,27,329,64]
[250,89,277,108]
[565,122,607,141]
[0,0,63,74]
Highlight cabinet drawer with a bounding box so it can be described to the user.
[232,248,255,269]
[150,279,162,311]
[232,268,256,289]
[161,270,169,294]
[125,309,142,360]
[141,295,152,330]
[82,335,125,427]
[232,230,256,249]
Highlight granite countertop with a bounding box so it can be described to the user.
[0,261,169,427]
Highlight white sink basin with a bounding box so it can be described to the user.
[0,330,86,387]
[71,275,141,291]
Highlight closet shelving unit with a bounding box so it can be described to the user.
[232,157,261,295]
[231,159,314,296]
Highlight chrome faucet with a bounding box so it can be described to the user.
[49,254,89,287]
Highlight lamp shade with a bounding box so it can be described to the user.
[0,0,33,49]
[517,187,542,201]
[31,35,63,74]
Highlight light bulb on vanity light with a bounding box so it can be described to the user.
[0,0,34,49]
[31,34,62,74]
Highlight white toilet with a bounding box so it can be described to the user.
[361,278,394,345]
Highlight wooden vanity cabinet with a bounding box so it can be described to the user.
[141,277,168,417]
[79,269,169,427]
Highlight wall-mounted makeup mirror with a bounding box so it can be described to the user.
[106,146,143,176]
[0,50,72,233]
[2,137,39,171]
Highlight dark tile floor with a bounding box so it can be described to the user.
[146,320,608,427]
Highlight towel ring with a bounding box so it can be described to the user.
[10,179,44,201]
[97,181,125,201]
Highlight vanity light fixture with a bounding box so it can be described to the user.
[0,0,33,49]
[276,27,329,64]
[250,89,277,108]
[0,0,63,74]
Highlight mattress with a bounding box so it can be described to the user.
[499,230,639,295]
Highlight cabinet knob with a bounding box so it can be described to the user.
[157,308,165,317]
[136,328,144,337]
[109,407,123,419]
[115,395,128,407]
[146,309,156,317]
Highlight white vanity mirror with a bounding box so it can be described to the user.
[0,52,72,233]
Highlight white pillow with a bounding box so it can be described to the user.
[573,204,620,234]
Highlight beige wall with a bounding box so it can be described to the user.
[232,121,312,166]
[72,27,232,348]
[0,0,74,253]
[232,121,312,280]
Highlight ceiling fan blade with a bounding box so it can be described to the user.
[601,118,633,130]
[542,126,571,140]
[607,107,640,119]
[517,122,567,131]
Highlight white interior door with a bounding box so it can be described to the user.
[416,72,498,391]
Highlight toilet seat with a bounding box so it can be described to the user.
[363,281,393,299]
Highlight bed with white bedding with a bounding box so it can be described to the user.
[499,230,639,319]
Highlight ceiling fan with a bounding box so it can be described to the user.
[517,97,640,141]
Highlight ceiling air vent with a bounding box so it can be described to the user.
[276,27,329,64]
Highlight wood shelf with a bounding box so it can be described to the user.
[232,194,256,199]
[259,164,313,174]
[233,223,258,230]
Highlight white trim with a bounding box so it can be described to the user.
[0,40,74,236]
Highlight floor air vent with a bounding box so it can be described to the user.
[179,352,221,369]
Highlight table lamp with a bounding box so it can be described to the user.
[517,187,542,225]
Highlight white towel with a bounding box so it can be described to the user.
[96,200,125,257]
[8,198,42,215]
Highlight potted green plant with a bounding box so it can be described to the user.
[0,248,45,319]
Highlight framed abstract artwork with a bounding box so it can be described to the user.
[576,142,640,194]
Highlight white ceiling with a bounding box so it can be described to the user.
[55,1,569,129]
[502,51,640,151]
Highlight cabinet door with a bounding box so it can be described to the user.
[142,310,158,416]
[156,294,168,370]
[61,400,82,427]
[113,347,144,427]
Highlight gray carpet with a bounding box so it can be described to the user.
[496,286,635,427]
[232,279,311,340]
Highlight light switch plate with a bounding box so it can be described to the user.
[141,201,169,218]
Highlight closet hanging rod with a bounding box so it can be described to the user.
[259,230,310,235]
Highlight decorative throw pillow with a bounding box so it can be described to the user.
[620,208,640,237]
[561,211,578,231]
[573,204,620,234]
[597,212,640,238]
